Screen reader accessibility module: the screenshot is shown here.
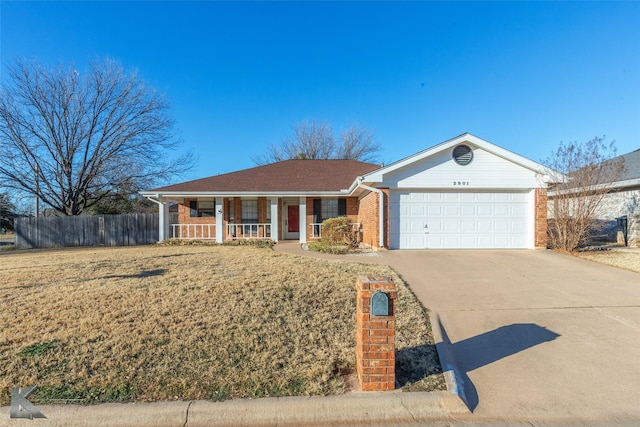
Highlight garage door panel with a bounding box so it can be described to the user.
[494,221,510,232]
[461,220,476,232]
[494,205,510,216]
[461,205,476,216]
[477,205,492,216]
[408,220,425,233]
[477,220,493,232]
[390,190,530,249]
[444,205,460,216]
[410,205,426,216]
[443,220,460,232]
[427,206,442,215]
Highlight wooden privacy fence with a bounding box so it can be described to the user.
[15,213,159,249]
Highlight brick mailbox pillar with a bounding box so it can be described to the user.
[356,275,397,391]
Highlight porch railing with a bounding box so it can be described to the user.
[311,222,361,239]
[227,223,272,239]
[171,224,216,240]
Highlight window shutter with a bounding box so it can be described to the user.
[190,201,198,217]
[338,199,347,216]
[313,199,322,223]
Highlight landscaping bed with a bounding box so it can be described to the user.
[0,244,444,405]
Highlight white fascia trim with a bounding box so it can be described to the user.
[548,177,640,197]
[139,191,350,199]
[361,133,559,183]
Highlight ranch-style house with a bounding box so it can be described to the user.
[141,133,553,249]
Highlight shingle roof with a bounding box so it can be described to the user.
[618,149,640,181]
[151,159,380,193]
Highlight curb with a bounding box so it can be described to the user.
[1,391,468,427]
[430,312,471,411]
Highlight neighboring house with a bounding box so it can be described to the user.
[141,133,552,249]
[592,148,640,246]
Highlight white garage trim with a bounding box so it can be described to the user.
[390,190,533,249]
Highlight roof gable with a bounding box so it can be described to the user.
[362,133,552,185]
[148,159,380,194]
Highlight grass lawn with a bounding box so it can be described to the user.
[0,244,444,405]
[576,249,640,273]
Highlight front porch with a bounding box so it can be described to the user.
[156,195,366,245]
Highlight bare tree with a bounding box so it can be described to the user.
[253,120,381,164]
[0,58,194,215]
[335,126,380,162]
[544,136,624,252]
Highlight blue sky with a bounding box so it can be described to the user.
[1,1,639,181]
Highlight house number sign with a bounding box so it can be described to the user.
[453,181,470,186]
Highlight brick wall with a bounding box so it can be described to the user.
[534,188,548,248]
[356,189,389,249]
[358,191,379,248]
[305,197,360,241]
[177,199,216,239]
[355,276,396,391]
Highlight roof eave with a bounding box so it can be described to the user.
[139,190,351,199]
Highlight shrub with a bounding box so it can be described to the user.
[308,217,360,254]
[157,239,276,249]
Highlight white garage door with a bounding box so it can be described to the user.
[390,191,530,249]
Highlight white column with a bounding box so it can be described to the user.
[158,197,169,242]
[216,197,224,244]
[299,197,307,244]
[270,198,278,242]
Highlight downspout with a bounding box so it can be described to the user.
[356,180,385,248]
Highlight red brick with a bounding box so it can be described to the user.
[369,359,393,367]
[362,335,389,344]
[371,329,395,337]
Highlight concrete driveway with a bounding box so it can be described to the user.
[382,249,640,423]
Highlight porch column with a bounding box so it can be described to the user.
[299,197,307,244]
[270,198,278,242]
[158,196,169,242]
[216,197,223,244]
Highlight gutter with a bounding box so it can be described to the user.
[355,180,385,248]
[143,194,162,206]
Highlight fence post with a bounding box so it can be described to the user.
[356,275,396,391]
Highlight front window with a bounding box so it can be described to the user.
[228,199,234,222]
[242,199,258,223]
[266,198,271,222]
[190,200,215,217]
[322,199,339,220]
[313,198,347,223]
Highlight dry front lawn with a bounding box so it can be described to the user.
[0,245,443,405]
[576,249,640,273]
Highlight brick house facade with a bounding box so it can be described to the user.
[142,133,552,249]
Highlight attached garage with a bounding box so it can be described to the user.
[390,190,531,249]
[357,133,552,250]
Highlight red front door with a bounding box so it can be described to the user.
[287,205,299,233]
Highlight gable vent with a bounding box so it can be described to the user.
[452,144,473,166]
